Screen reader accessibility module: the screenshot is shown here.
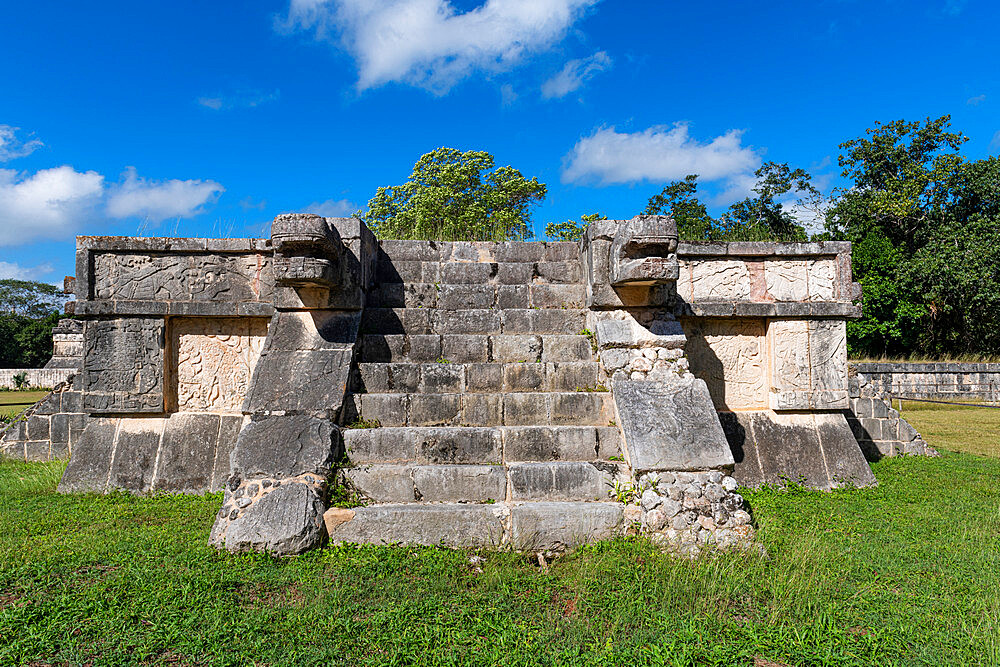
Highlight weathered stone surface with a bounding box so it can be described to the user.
[107,418,165,492]
[724,411,875,489]
[613,377,734,471]
[244,348,354,416]
[508,462,621,501]
[510,502,622,551]
[683,318,767,410]
[58,418,119,493]
[326,503,506,547]
[224,482,327,554]
[232,415,339,479]
[609,215,678,286]
[152,414,221,493]
[83,318,164,413]
[172,317,267,413]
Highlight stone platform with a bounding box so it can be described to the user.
[0,213,924,556]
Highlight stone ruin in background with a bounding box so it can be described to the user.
[0,214,935,555]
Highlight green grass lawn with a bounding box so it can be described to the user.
[900,400,1000,458]
[0,390,48,418]
[2,448,999,667]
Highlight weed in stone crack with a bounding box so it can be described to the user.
[344,417,381,429]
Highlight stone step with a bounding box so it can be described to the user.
[325,501,625,551]
[377,239,580,267]
[343,426,623,464]
[359,333,594,363]
[342,461,627,504]
[353,361,603,394]
[367,282,585,310]
[360,307,588,336]
[345,391,615,427]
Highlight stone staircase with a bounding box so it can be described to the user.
[327,240,629,550]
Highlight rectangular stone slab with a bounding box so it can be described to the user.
[612,377,734,471]
[82,317,165,413]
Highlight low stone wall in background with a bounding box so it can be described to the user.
[847,364,937,459]
[853,362,1000,402]
[0,368,76,390]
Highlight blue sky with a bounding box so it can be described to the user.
[1,0,998,284]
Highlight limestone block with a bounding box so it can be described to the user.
[687,259,751,301]
[613,377,734,471]
[764,260,809,301]
[510,502,622,551]
[243,348,354,416]
[223,481,326,554]
[171,318,267,413]
[107,417,166,493]
[807,259,836,301]
[326,503,506,547]
[83,318,164,413]
[152,413,222,493]
[508,462,620,500]
[232,415,339,480]
[683,318,767,410]
[57,418,120,493]
[768,319,811,395]
[809,320,847,392]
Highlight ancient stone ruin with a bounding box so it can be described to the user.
[1,214,933,555]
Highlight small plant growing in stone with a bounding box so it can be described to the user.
[575,384,608,393]
[436,357,451,364]
[608,455,624,462]
[578,328,598,353]
[345,417,381,429]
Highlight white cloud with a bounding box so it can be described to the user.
[541,50,611,99]
[561,123,761,189]
[990,130,1000,151]
[0,166,104,246]
[967,94,986,106]
[107,167,225,222]
[500,83,518,107]
[197,89,280,110]
[298,198,359,217]
[0,125,43,162]
[283,0,599,93]
[0,261,55,281]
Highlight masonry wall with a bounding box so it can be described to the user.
[852,362,1000,402]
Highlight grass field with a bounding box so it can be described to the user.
[0,391,48,419]
[2,405,999,665]
[900,399,1000,458]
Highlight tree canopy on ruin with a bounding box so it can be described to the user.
[363,147,547,242]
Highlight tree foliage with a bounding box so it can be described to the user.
[545,213,605,242]
[363,148,546,242]
[0,279,65,368]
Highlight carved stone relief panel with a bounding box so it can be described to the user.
[686,260,751,301]
[809,320,847,391]
[807,259,837,301]
[171,318,268,413]
[767,319,811,394]
[92,253,272,302]
[83,317,165,413]
[764,260,809,302]
[683,318,767,410]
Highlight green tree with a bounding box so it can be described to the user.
[545,213,605,242]
[363,148,547,242]
[717,162,814,242]
[0,279,66,318]
[0,279,66,368]
[643,175,715,240]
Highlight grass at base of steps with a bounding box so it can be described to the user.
[2,449,999,666]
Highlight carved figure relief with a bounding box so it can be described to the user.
[767,319,812,393]
[683,318,767,410]
[686,260,752,301]
[764,260,809,302]
[807,259,837,301]
[83,317,165,412]
[93,253,272,302]
[171,318,268,413]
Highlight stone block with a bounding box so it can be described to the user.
[358,393,409,426]
[682,318,767,410]
[408,393,461,426]
[544,242,580,261]
[433,309,500,334]
[496,285,529,309]
[504,393,550,425]
[596,427,624,460]
[60,391,83,414]
[440,263,496,284]
[504,363,545,392]
[107,417,165,493]
[508,462,618,500]
[542,335,592,362]
[387,363,420,393]
[497,262,535,285]
[50,413,70,446]
[491,335,542,363]
[440,334,489,363]
[419,364,464,393]
[504,427,557,461]
[461,393,503,426]
[346,465,416,502]
[356,363,391,393]
[510,502,622,551]
[26,416,50,442]
[24,441,49,462]
[58,418,119,493]
[415,427,502,464]
[555,427,600,460]
[465,363,503,392]
[224,481,326,555]
[379,239,441,262]
[152,414,221,494]
[535,261,582,284]
[613,377,734,471]
[529,284,585,308]
[550,392,610,425]
[232,415,338,480]
[412,465,507,502]
[213,416,244,492]
[547,362,599,391]
[326,504,506,547]
[244,348,354,416]
[495,241,546,263]
[439,284,495,309]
